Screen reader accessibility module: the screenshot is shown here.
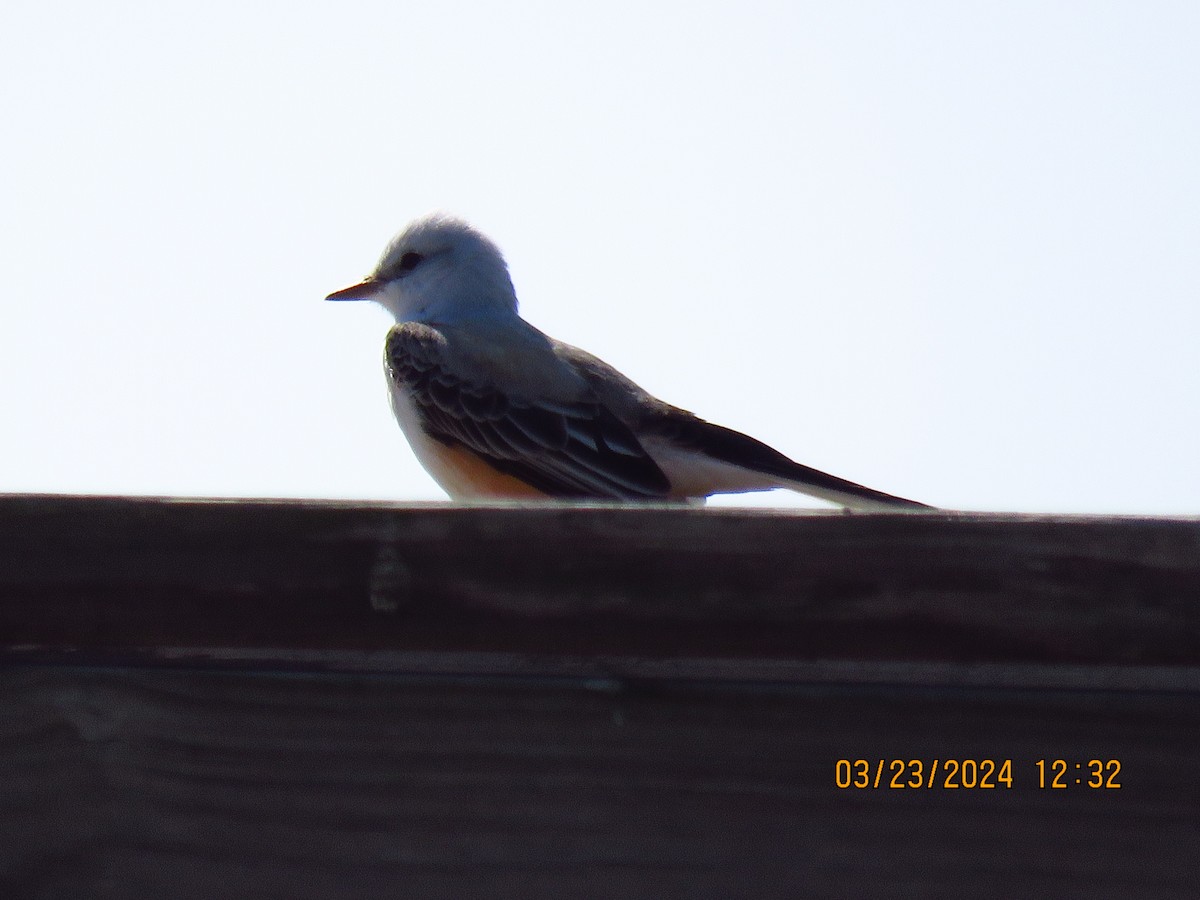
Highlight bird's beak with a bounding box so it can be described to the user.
[325,278,381,301]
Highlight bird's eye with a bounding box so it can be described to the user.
[397,252,424,274]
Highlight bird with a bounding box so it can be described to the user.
[326,214,930,510]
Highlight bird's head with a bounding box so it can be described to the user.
[326,213,518,323]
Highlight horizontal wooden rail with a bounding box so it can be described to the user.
[2,495,1198,897]
[1,494,1198,687]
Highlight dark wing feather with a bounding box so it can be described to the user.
[554,338,931,509]
[386,325,671,499]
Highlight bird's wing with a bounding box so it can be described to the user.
[554,340,932,510]
[385,323,672,499]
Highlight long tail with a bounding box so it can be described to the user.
[650,415,933,510]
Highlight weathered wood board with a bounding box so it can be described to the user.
[0,496,1197,897]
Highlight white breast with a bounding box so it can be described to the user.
[386,377,462,493]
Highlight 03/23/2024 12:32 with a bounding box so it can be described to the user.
[834,758,1123,790]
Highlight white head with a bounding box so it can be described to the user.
[326,214,519,323]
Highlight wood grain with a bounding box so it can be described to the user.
[1,495,1198,897]
[1,495,1199,681]
[1,667,1197,900]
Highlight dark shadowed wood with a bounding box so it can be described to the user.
[1,495,1199,898]
[2,668,1197,900]
[1,495,1199,682]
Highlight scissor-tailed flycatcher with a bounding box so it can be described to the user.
[327,214,930,509]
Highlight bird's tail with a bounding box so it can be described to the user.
[647,416,933,510]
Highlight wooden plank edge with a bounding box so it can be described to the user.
[6,644,1200,693]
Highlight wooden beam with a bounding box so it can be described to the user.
[1,495,1198,685]
[1,495,1198,897]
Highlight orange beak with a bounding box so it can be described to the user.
[325,278,381,301]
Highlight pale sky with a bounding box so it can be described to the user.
[2,2,1198,513]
